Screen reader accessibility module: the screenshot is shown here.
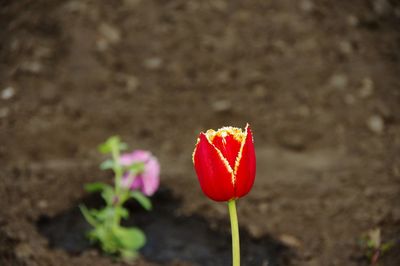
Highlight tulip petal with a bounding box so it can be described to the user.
[234,124,256,198]
[193,133,235,201]
[212,133,242,169]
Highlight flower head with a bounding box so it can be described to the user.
[192,124,256,201]
[120,150,160,196]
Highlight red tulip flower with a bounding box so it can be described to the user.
[192,124,256,266]
[192,124,256,202]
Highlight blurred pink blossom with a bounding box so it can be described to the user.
[120,150,160,196]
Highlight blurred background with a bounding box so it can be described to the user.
[1,0,399,265]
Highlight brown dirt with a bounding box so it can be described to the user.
[1,0,400,265]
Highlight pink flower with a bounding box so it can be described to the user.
[120,150,160,196]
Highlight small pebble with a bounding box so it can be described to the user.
[306,258,319,266]
[34,46,52,59]
[338,40,352,55]
[211,0,228,11]
[329,74,348,90]
[64,1,87,12]
[298,38,317,52]
[359,78,374,98]
[248,224,264,239]
[216,70,231,84]
[144,57,163,70]
[279,234,302,248]
[125,75,139,92]
[212,99,232,113]
[258,202,269,213]
[253,85,267,98]
[367,115,384,134]
[37,200,48,209]
[346,15,359,27]
[300,0,314,13]
[298,105,311,117]
[20,61,43,73]
[99,23,121,44]
[363,187,375,197]
[1,87,15,100]
[15,243,33,260]
[373,0,391,16]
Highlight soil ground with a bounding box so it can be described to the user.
[1,0,400,265]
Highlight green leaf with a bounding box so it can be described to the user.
[129,191,152,211]
[113,226,146,250]
[115,206,129,219]
[100,159,115,170]
[98,136,119,153]
[98,136,128,154]
[101,186,115,205]
[95,226,119,253]
[84,182,114,205]
[87,229,99,243]
[381,241,395,253]
[367,239,375,248]
[85,182,111,193]
[91,207,112,222]
[79,205,98,227]
[120,249,138,260]
[98,143,111,154]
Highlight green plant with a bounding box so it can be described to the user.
[80,136,160,259]
[360,228,397,265]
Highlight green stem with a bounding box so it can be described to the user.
[113,191,129,226]
[228,200,240,266]
[111,145,122,196]
[110,141,124,228]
